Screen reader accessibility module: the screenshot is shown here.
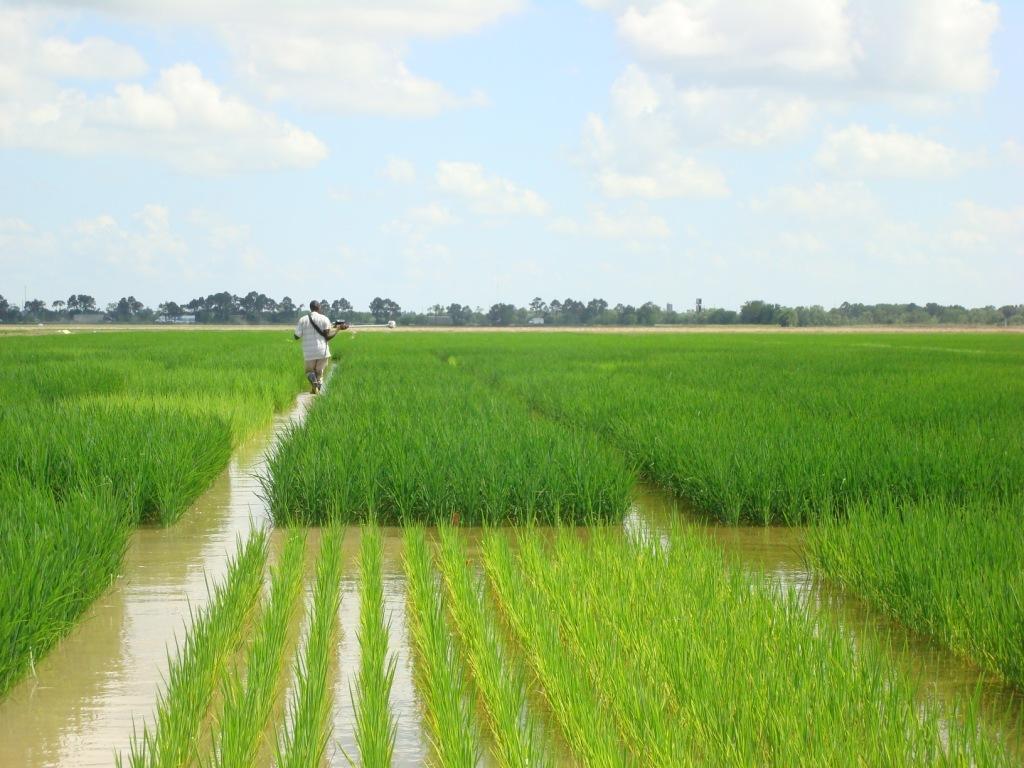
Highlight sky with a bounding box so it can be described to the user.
[1,0,1021,313]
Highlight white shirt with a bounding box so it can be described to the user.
[294,311,333,361]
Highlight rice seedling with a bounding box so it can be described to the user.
[0,479,130,696]
[0,331,302,697]
[490,524,1015,765]
[119,530,268,768]
[808,495,1024,688]
[275,525,345,768]
[481,530,626,767]
[436,526,550,768]
[265,340,634,525]
[351,523,398,768]
[210,528,307,768]
[402,526,478,767]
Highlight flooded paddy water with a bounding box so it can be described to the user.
[0,400,1020,765]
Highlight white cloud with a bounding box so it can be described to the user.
[33,2,524,116]
[950,201,1024,248]
[599,157,728,199]
[437,162,548,216]
[619,0,856,77]
[752,181,880,219]
[546,209,670,241]
[816,125,965,178]
[409,203,457,226]
[1003,140,1024,167]
[384,156,417,184]
[592,209,670,240]
[1,63,327,173]
[604,0,998,95]
[73,205,187,275]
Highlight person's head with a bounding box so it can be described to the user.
[309,300,321,313]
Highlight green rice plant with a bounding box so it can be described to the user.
[494,525,1015,765]
[0,479,130,696]
[351,523,398,767]
[402,526,478,766]
[210,528,307,768]
[265,340,634,525]
[808,495,1024,688]
[514,529,680,765]
[0,331,302,697]
[436,526,549,768]
[275,525,345,768]
[481,531,626,767]
[120,530,268,768]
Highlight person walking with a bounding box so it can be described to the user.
[293,300,346,394]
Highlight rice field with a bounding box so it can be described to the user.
[0,332,299,697]
[1,329,1022,765]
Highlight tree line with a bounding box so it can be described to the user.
[1,292,1021,327]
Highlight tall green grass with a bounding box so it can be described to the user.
[481,531,626,768]
[265,342,634,525]
[275,526,345,768]
[436,527,550,768]
[809,496,1024,688]
[120,531,268,768]
[487,525,1014,765]
[0,331,301,697]
[402,527,478,766]
[352,524,397,767]
[210,528,306,768]
[0,479,129,695]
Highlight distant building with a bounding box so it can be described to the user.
[696,298,703,314]
[528,316,545,325]
[156,314,196,324]
[666,303,674,313]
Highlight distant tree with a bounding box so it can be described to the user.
[369,297,401,322]
[446,302,474,326]
[51,299,66,313]
[614,303,637,325]
[584,298,608,323]
[528,296,547,315]
[487,303,517,326]
[0,295,8,314]
[740,300,781,324]
[636,301,663,325]
[23,298,47,317]
[330,298,353,316]
[159,301,182,317]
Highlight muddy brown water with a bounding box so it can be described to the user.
[0,399,1021,766]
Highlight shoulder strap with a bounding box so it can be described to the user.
[308,313,331,341]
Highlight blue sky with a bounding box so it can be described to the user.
[1,0,1021,312]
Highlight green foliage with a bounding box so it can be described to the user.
[266,340,634,525]
[210,529,306,768]
[275,525,345,768]
[809,496,1024,688]
[437,527,550,768]
[403,527,479,766]
[352,524,398,767]
[120,531,268,768]
[485,525,1014,765]
[0,331,300,697]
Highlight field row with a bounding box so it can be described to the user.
[118,525,1015,767]
[0,333,301,697]
[265,332,1024,689]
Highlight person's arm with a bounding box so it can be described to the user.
[293,316,303,340]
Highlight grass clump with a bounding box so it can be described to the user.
[486,525,1015,765]
[352,523,398,767]
[120,530,268,768]
[402,526,478,766]
[0,331,302,697]
[809,496,1024,688]
[275,525,345,768]
[210,528,306,768]
[265,340,634,525]
[436,527,550,768]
